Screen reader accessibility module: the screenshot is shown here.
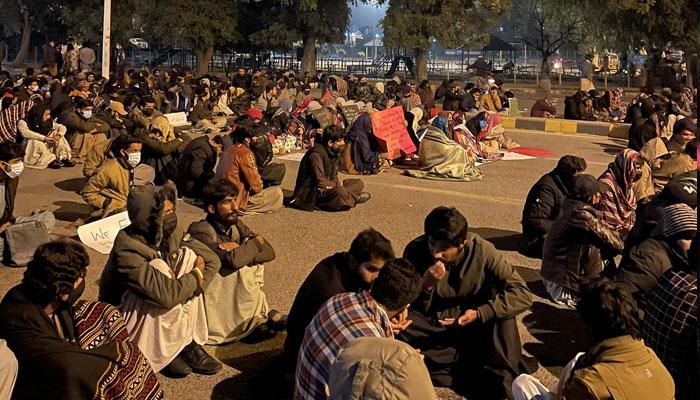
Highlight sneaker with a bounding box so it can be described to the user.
[180,342,223,375]
[356,192,371,204]
[48,160,62,169]
[161,355,192,378]
[61,159,77,167]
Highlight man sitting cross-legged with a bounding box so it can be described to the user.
[400,206,535,400]
[294,258,422,400]
[283,228,395,374]
[187,179,284,345]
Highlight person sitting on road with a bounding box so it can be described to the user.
[627,98,661,151]
[615,203,696,309]
[214,120,283,215]
[0,142,56,263]
[327,337,437,400]
[290,125,370,211]
[294,258,422,400]
[399,207,532,399]
[18,103,73,169]
[664,118,696,154]
[189,88,228,133]
[519,155,587,258]
[254,82,279,114]
[128,96,163,130]
[652,138,697,193]
[634,137,670,203]
[83,134,139,178]
[541,174,624,308]
[284,228,395,374]
[643,238,697,400]
[187,179,284,345]
[176,134,222,201]
[99,183,223,378]
[59,98,109,164]
[479,85,502,113]
[598,149,643,235]
[344,110,388,175]
[530,97,557,118]
[400,206,534,400]
[137,116,184,185]
[511,277,674,400]
[0,240,164,400]
[81,135,145,219]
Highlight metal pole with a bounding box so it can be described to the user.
[101,0,111,79]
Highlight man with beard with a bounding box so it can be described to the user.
[129,96,164,130]
[519,155,587,258]
[289,125,370,212]
[400,207,534,400]
[283,228,395,373]
[99,183,223,378]
[187,179,283,345]
[214,121,283,214]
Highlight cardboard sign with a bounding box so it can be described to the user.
[311,109,331,129]
[371,106,416,159]
[339,104,359,125]
[77,211,131,254]
[164,112,190,127]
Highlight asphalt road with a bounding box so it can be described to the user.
[1,129,628,399]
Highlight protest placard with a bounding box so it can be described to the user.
[371,106,416,159]
[77,211,131,254]
[311,109,332,129]
[339,104,359,126]
[164,112,190,127]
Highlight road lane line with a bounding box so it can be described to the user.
[367,182,524,205]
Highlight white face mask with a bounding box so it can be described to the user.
[2,161,24,178]
[126,152,141,168]
[81,110,92,119]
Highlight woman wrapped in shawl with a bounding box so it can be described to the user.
[19,103,73,169]
[345,112,386,175]
[404,125,483,181]
[0,240,163,400]
[139,116,184,184]
[598,149,643,232]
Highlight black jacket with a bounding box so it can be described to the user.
[290,143,337,211]
[627,118,657,151]
[442,89,462,111]
[283,252,366,371]
[521,168,574,238]
[231,74,250,90]
[0,176,18,227]
[176,136,217,198]
[459,93,477,112]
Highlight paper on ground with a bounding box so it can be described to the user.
[276,152,306,162]
[77,211,131,254]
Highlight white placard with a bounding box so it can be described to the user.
[164,112,190,127]
[276,152,306,162]
[77,211,131,254]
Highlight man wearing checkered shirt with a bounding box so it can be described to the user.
[294,258,422,400]
[643,231,697,400]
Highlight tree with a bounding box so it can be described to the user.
[518,0,583,88]
[248,0,354,75]
[149,0,239,76]
[380,0,510,81]
[0,0,57,66]
[61,0,141,46]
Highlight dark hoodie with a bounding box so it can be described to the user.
[99,183,221,309]
[628,99,658,151]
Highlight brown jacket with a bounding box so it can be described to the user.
[214,143,263,211]
[541,200,624,292]
[653,152,694,192]
[561,335,674,400]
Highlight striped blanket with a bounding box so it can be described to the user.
[0,96,42,143]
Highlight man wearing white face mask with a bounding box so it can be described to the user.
[0,142,56,263]
[82,135,145,219]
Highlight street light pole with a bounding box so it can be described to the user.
[102,0,111,79]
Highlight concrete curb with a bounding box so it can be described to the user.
[500,115,629,138]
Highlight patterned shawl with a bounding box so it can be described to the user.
[598,149,640,230]
[0,95,42,143]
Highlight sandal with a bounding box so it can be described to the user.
[267,309,288,331]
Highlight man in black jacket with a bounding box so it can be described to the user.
[176,134,222,200]
[519,155,587,258]
[283,228,395,372]
[627,98,661,151]
[289,125,370,212]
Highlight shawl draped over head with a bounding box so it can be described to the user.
[0,95,42,143]
[26,103,53,135]
[149,116,175,142]
[346,113,382,174]
[278,98,293,113]
[292,97,313,118]
[403,126,483,182]
[431,115,449,135]
[598,149,641,230]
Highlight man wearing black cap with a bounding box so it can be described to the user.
[627,98,661,151]
[541,174,624,308]
[400,206,534,400]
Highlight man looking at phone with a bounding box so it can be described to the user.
[400,206,534,400]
